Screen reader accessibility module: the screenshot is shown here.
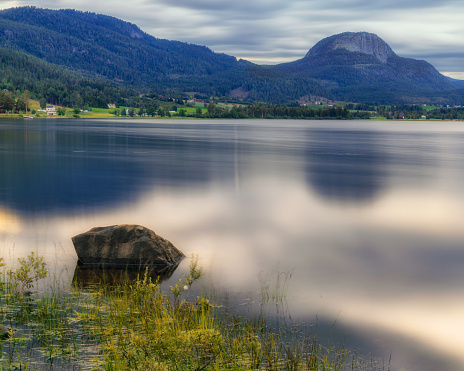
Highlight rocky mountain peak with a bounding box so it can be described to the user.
[305,32,396,63]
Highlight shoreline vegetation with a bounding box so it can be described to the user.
[1,96,463,121]
[0,254,389,370]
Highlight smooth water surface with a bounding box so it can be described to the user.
[1,118,464,370]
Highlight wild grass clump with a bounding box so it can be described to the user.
[0,254,389,370]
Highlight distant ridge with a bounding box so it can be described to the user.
[0,6,239,80]
[0,7,462,105]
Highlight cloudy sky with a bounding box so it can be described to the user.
[2,0,464,78]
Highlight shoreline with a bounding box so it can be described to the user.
[1,114,462,122]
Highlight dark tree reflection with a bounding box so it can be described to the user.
[304,129,388,204]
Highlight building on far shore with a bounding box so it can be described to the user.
[108,103,116,109]
[46,105,57,115]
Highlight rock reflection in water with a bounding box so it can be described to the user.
[73,262,181,287]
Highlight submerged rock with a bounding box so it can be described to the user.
[72,224,184,268]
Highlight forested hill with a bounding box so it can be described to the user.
[0,6,331,104]
[0,6,241,81]
[0,46,139,107]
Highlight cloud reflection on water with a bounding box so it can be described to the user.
[30,174,463,370]
[0,207,21,233]
[2,120,464,370]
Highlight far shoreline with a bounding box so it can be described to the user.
[1,114,462,122]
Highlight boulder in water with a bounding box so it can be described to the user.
[72,224,184,268]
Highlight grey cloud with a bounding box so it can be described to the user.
[154,0,286,17]
[324,0,460,10]
[8,0,464,73]
[417,57,464,72]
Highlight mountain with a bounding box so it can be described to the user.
[0,6,328,103]
[0,7,461,105]
[272,32,458,104]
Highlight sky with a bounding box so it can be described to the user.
[2,0,464,79]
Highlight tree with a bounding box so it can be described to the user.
[146,106,156,117]
[39,97,46,109]
[138,107,145,117]
[73,91,84,108]
[0,91,15,112]
[207,102,216,114]
[57,107,66,116]
[15,97,26,113]
[22,90,30,113]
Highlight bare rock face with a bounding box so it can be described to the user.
[306,32,396,63]
[72,225,184,267]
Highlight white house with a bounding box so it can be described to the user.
[46,105,57,115]
[108,103,116,109]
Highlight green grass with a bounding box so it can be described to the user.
[87,107,113,114]
[183,106,204,114]
[192,102,207,108]
[0,256,389,370]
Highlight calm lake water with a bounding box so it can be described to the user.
[1,118,464,370]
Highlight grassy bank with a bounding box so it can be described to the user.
[1,256,388,370]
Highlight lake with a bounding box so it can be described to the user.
[1,118,464,370]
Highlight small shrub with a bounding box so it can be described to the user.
[7,252,48,295]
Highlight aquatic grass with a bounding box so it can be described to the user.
[0,254,389,370]
[0,256,102,369]
[258,268,294,304]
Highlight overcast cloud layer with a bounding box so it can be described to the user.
[2,0,464,78]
